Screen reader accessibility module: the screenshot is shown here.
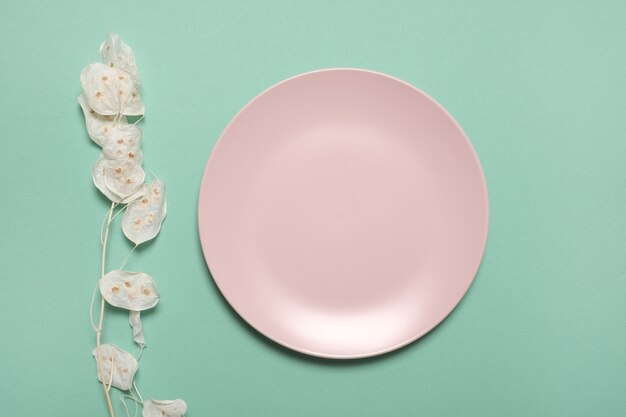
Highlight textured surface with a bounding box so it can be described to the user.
[0,1,625,416]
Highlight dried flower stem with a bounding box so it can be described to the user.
[81,34,186,417]
[96,202,116,417]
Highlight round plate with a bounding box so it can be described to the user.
[198,69,488,359]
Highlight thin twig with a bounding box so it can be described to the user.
[89,281,100,331]
[119,244,138,270]
[121,396,131,417]
[132,381,144,403]
[101,203,127,243]
[96,202,116,417]
[106,351,116,391]
[121,394,141,417]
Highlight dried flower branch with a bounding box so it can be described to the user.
[79,33,187,417]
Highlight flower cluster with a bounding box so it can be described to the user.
[78,33,186,417]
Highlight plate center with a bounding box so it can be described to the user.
[253,124,431,312]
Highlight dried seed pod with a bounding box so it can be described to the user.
[117,70,144,116]
[142,399,187,417]
[102,124,143,163]
[122,179,167,245]
[99,270,159,311]
[92,155,144,203]
[80,63,121,116]
[80,35,144,117]
[92,344,138,391]
[93,155,121,202]
[129,310,146,348]
[99,33,144,116]
[103,159,145,199]
[77,94,127,146]
[100,33,139,82]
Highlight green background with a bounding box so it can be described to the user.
[1,1,625,416]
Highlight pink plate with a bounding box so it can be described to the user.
[198,69,488,359]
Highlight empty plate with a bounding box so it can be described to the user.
[198,69,488,358]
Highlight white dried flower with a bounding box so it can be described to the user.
[102,124,143,163]
[103,159,145,199]
[92,155,144,203]
[80,34,144,117]
[142,399,187,417]
[82,33,186,415]
[77,94,127,146]
[92,344,138,391]
[122,179,167,245]
[100,33,139,82]
[99,270,160,311]
[80,63,121,116]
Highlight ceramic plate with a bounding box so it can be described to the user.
[198,69,488,358]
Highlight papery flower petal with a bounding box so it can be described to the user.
[80,63,121,115]
[142,399,187,417]
[77,94,127,146]
[129,310,146,348]
[122,179,167,245]
[102,124,142,163]
[100,270,160,311]
[92,344,138,391]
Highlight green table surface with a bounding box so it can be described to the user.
[1,1,625,416]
